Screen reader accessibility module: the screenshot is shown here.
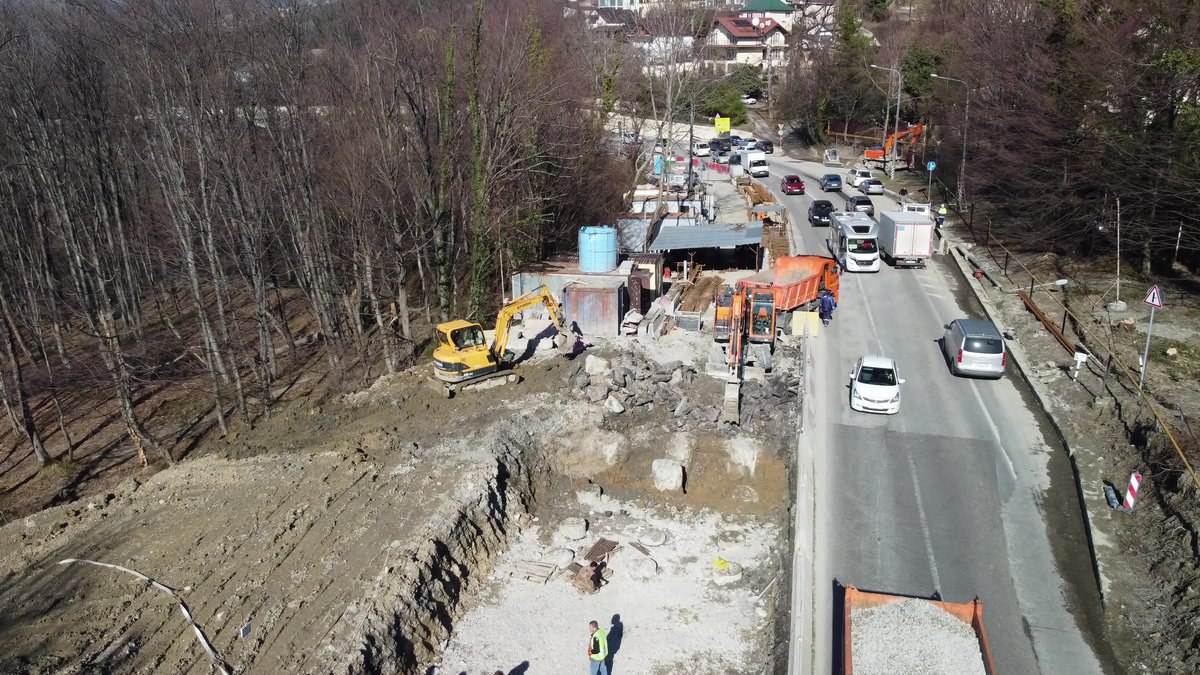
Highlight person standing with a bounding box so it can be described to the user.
[936,203,948,228]
[587,620,609,675]
[819,291,837,327]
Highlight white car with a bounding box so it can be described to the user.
[692,141,711,157]
[859,179,885,195]
[741,95,757,105]
[849,355,905,414]
[847,167,873,188]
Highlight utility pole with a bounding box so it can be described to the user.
[931,74,971,206]
[688,99,696,198]
[871,64,903,177]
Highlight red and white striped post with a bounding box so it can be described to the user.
[1123,471,1142,510]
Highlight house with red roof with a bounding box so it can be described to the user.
[706,15,789,73]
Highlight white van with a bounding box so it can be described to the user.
[692,139,711,157]
[847,167,873,188]
[828,211,882,272]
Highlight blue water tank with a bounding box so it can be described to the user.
[578,226,618,273]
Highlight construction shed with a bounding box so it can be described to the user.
[510,254,663,337]
[649,222,763,271]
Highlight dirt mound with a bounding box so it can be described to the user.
[0,426,549,675]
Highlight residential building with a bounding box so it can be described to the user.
[740,0,798,32]
[706,15,788,73]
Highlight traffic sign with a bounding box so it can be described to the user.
[1143,285,1163,308]
[926,161,937,172]
[714,116,730,133]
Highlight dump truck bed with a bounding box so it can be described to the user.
[843,585,997,675]
[742,255,839,312]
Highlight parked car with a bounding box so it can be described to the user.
[692,140,711,157]
[808,200,834,226]
[713,151,731,165]
[848,355,904,414]
[709,138,731,152]
[759,140,774,154]
[845,195,874,216]
[942,319,1007,379]
[859,179,885,195]
[744,139,760,151]
[729,135,744,148]
[846,167,874,188]
[741,95,757,105]
[819,174,842,192]
[781,175,805,195]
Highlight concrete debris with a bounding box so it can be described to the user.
[584,355,612,376]
[572,373,591,390]
[732,485,759,503]
[605,396,626,414]
[652,459,685,492]
[850,599,985,675]
[585,384,610,403]
[560,517,588,541]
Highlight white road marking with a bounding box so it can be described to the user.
[914,269,1020,481]
[853,273,884,353]
[907,452,943,595]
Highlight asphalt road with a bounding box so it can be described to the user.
[765,156,1109,675]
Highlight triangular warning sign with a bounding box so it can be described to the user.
[1143,285,1164,308]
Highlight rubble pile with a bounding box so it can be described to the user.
[562,351,800,433]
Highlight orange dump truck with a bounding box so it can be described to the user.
[843,585,997,675]
[740,255,840,312]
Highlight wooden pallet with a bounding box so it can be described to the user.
[509,561,558,584]
[583,538,620,563]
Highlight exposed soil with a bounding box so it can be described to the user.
[0,330,803,674]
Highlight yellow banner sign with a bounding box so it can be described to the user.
[714,116,730,133]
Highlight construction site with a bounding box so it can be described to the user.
[0,169,827,674]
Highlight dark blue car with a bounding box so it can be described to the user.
[820,174,842,191]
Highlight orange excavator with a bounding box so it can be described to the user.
[721,256,840,422]
[864,122,925,168]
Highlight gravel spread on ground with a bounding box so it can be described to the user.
[850,598,986,675]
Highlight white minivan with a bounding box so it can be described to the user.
[847,167,873,188]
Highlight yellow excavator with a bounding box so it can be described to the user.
[432,285,574,396]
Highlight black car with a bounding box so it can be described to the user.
[819,174,842,192]
[709,138,731,153]
[759,140,774,154]
[845,195,874,217]
[808,200,834,226]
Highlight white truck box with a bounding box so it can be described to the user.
[741,150,769,178]
[877,211,935,268]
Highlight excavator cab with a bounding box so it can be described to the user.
[747,291,777,343]
[430,285,574,392]
[433,320,498,383]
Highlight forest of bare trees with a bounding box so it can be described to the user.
[783,0,1200,266]
[0,0,629,474]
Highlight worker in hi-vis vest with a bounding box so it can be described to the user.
[587,620,609,675]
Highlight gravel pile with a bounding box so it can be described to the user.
[850,598,986,675]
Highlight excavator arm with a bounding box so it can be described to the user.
[490,285,567,360]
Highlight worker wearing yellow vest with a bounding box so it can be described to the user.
[587,620,609,675]
[936,203,948,228]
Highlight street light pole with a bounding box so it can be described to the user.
[870,64,903,176]
[931,73,971,207]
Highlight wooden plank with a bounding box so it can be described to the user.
[583,538,620,562]
[630,542,651,556]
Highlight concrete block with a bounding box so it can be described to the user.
[652,458,684,491]
[711,559,744,587]
[560,517,588,541]
[584,355,612,376]
[638,528,668,547]
[542,548,576,568]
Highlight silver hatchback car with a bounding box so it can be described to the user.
[943,319,1006,378]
